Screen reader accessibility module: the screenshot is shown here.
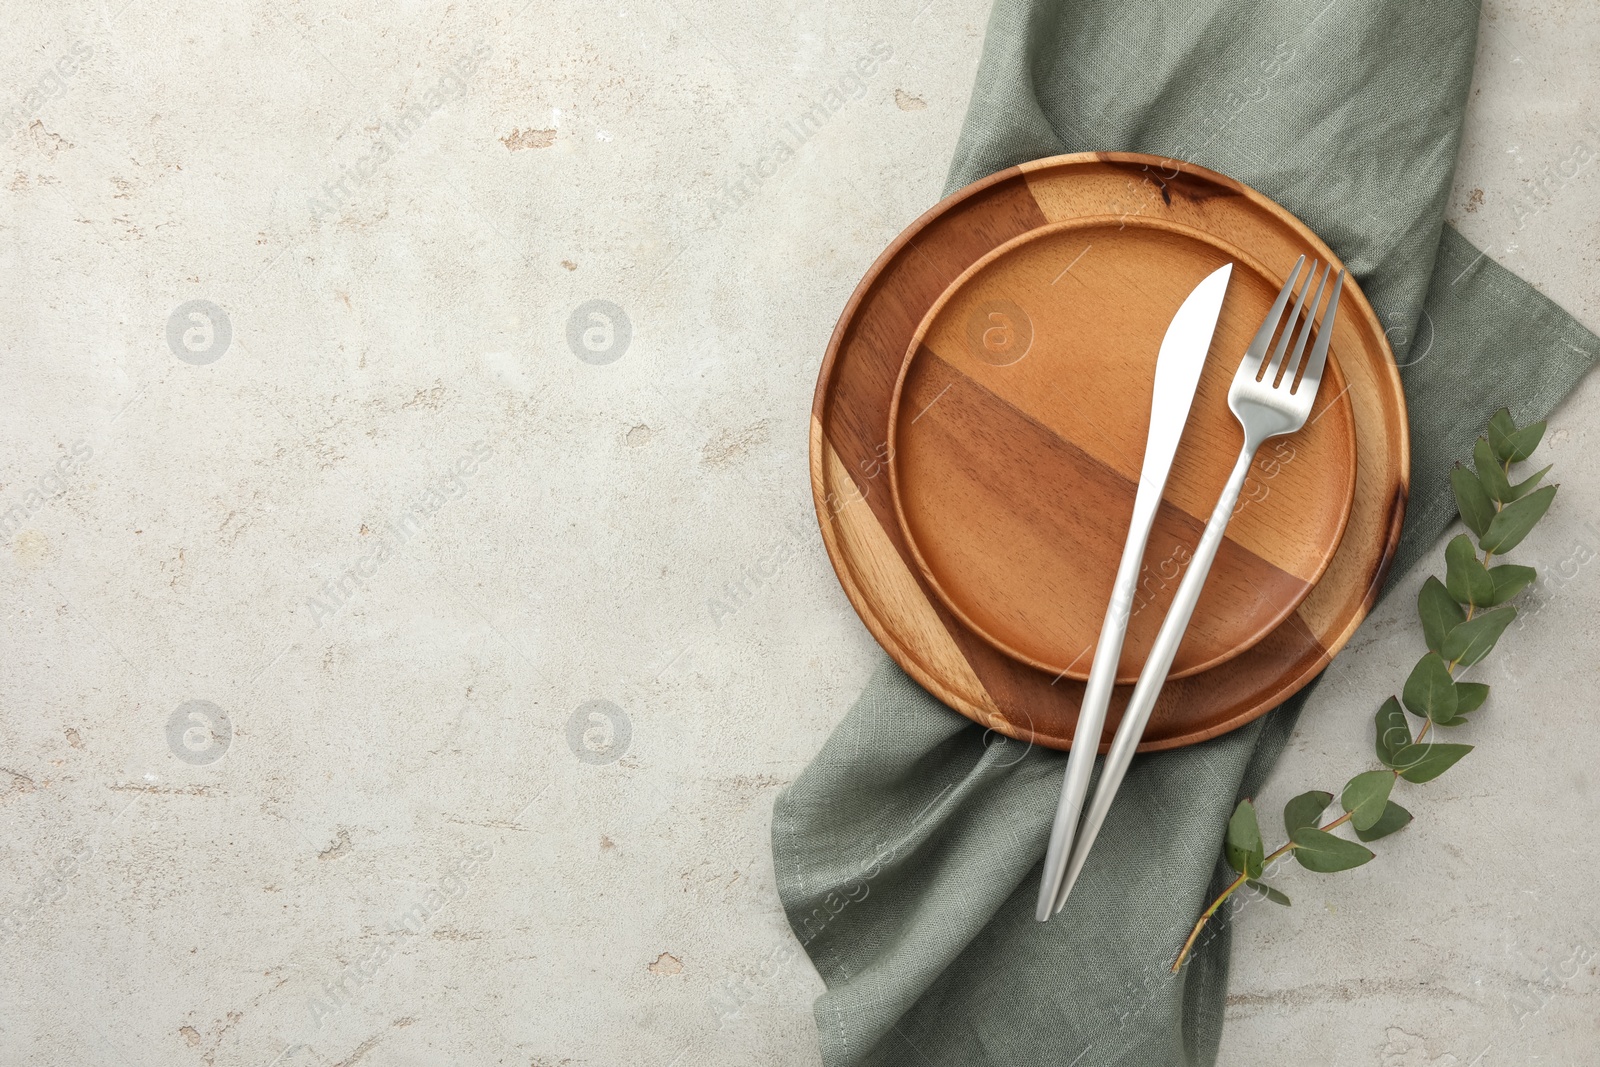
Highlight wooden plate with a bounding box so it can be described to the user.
[886,215,1357,683]
[810,153,1408,753]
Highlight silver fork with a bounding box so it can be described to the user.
[1045,255,1346,915]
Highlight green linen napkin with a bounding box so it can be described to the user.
[773,1,1598,1064]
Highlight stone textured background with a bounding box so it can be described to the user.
[0,1,1594,1064]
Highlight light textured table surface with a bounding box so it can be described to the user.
[1,2,1595,1064]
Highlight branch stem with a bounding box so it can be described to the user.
[1172,496,1512,973]
[1170,869,1250,973]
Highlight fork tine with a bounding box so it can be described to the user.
[1240,255,1305,378]
[1261,260,1318,384]
[1295,269,1345,396]
[1279,263,1331,387]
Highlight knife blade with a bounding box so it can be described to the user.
[1036,261,1233,920]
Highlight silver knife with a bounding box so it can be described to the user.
[1036,261,1233,920]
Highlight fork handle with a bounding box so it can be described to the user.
[1051,440,1259,913]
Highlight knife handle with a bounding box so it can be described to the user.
[1052,442,1258,909]
[1035,475,1162,920]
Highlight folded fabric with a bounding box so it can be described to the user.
[774,1,1598,1064]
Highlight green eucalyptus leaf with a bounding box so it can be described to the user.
[1341,770,1396,832]
[1226,798,1264,878]
[1403,652,1458,722]
[1354,801,1413,842]
[1393,741,1473,783]
[1375,698,1412,768]
[1508,419,1547,462]
[1291,827,1375,873]
[1284,789,1334,837]
[1481,485,1558,554]
[1453,681,1489,715]
[1449,464,1496,536]
[1417,576,1465,653]
[1485,564,1537,606]
[1442,606,1517,667]
[1474,437,1513,503]
[1506,464,1553,502]
[1486,408,1519,462]
[1445,534,1494,606]
[1246,879,1292,906]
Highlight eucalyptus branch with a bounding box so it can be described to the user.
[1172,409,1558,973]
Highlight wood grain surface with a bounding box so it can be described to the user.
[810,153,1408,753]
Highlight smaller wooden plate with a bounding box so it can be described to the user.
[886,215,1357,682]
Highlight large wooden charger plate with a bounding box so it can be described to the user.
[887,216,1357,683]
[810,153,1408,752]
